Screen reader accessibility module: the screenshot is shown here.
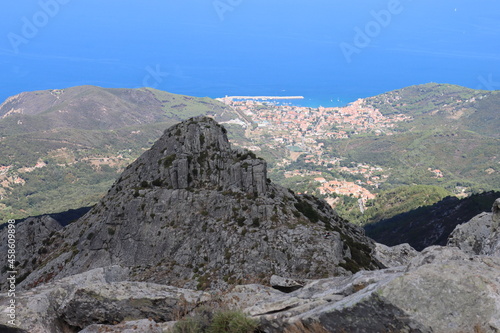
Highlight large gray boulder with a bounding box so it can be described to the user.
[372,242,418,268]
[493,198,500,226]
[59,282,209,330]
[79,319,166,333]
[242,246,500,333]
[447,198,500,257]
[0,266,208,333]
[0,266,128,333]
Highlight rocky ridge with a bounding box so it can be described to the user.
[1,117,380,292]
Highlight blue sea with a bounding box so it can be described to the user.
[1,1,499,107]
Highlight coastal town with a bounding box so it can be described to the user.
[217,96,413,206]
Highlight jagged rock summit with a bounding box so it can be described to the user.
[10,117,380,291]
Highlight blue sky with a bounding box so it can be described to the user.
[1,0,499,105]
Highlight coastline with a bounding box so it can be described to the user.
[222,95,304,100]
[216,95,356,108]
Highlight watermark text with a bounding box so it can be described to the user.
[477,74,500,90]
[142,65,169,89]
[340,0,404,63]
[213,0,243,21]
[7,0,72,54]
[6,219,17,326]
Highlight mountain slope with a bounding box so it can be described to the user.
[7,117,380,291]
[0,86,241,220]
[361,82,499,138]
[320,84,500,195]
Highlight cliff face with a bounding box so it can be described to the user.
[6,117,380,291]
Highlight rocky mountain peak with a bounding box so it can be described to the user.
[113,116,267,196]
[3,117,380,291]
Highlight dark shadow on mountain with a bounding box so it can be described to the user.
[364,191,500,251]
[0,324,28,333]
[0,206,92,230]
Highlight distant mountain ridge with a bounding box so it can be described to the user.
[0,86,240,220]
[322,83,499,196]
[1,83,498,223]
[361,82,499,138]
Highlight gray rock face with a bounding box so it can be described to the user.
[79,319,166,333]
[270,275,309,293]
[0,266,208,333]
[0,215,63,289]
[3,117,380,292]
[0,325,28,333]
[382,247,500,332]
[493,198,500,226]
[2,248,500,332]
[59,281,208,329]
[243,246,500,333]
[372,242,418,268]
[447,198,500,257]
[0,266,128,333]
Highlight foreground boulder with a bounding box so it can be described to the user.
[447,198,500,256]
[243,246,500,333]
[1,248,499,332]
[0,266,208,333]
[372,242,418,268]
[79,319,171,333]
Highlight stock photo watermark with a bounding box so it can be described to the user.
[477,74,500,90]
[5,219,17,327]
[142,65,169,89]
[7,0,72,54]
[213,0,243,21]
[340,0,405,63]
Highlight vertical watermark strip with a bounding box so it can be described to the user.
[6,219,17,327]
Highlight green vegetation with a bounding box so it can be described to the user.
[363,83,487,118]
[146,88,229,120]
[0,163,117,221]
[294,198,321,223]
[348,185,451,225]
[321,129,499,195]
[172,309,258,333]
[163,154,177,168]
